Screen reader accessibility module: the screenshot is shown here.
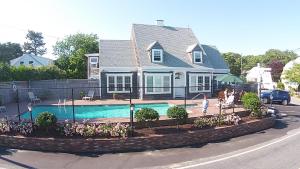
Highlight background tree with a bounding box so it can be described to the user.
[23,30,47,55]
[53,33,99,79]
[222,52,241,76]
[262,49,297,65]
[242,55,262,71]
[284,64,300,84]
[0,42,23,63]
[266,60,284,82]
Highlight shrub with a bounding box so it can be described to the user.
[241,92,262,118]
[277,81,285,90]
[35,112,57,132]
[288,86,297,96]
[194,117,215,128]
[134,108,160,123]
[167,106,188,126]
[194,114,240,128]
[62,122,129,138]
[17,121,34,136]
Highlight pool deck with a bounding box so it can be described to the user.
[1,98,244,122]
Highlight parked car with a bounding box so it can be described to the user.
[260,90,291,105]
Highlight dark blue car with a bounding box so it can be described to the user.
[260,90,291,105]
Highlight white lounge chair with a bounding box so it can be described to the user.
[82,90,95,101]
[0,106,6,113]
[28,92,41,103]
[222,95,235,108]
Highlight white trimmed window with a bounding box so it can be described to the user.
[90,57,98,68]
[189,74,211,93]
[107,74,132,93]
[145,73,171,94]
[193,51,203,63]
[152,49,163,63]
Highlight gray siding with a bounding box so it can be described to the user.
[186,72,212,99]
[101,72,138,99]
[142,71,174,100]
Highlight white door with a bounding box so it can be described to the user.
[174,72,186,98]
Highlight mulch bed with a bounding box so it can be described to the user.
[133,116,258,137]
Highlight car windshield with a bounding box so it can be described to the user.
[261,90,272,93]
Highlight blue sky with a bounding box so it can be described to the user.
[0,0,300,58]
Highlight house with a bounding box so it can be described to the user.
[246,63,275,90]
[10,54,53,67]
[86,20,229,99]
[281,57,300,91]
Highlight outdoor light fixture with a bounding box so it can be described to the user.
[130,103,135,136]
[270,93,274,107]
[27,103,33,123]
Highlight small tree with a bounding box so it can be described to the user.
[241,92,262,118]
[277,81,285,90]
[134,108,159,128]
[284,64,300,84]
[23,30,47,55]
[35,112,57,133]
[167,106,188,128]
[267,60,284,82]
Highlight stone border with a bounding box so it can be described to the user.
[0,117,275,153]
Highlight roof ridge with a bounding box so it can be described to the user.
[100,39,130,41]
[132,23,190,30]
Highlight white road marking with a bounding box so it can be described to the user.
[167,128,300,169]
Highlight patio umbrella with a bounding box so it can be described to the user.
[215,74,243,83]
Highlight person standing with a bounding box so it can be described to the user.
[224,88,228,101]
[202,95,209,116]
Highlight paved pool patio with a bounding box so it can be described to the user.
[1,98,244,122]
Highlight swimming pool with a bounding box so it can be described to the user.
[21,103,174,120]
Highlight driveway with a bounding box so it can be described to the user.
[0,99,299,169]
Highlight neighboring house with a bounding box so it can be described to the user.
[86,20,229,99]
[10,54,53,67]
[246,63,275,90]
[281,57,300,91]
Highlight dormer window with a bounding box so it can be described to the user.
[90,57,98,68]
[193,51,202,63]
[152,49,163,63]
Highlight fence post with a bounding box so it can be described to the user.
[16,89,21,122]
[184,86,187,110]
[129,87,134,137]
[72,88,75,123]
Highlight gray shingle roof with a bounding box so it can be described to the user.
[132,24,228,70]
[99,40,137,67]
[98,24,228,70]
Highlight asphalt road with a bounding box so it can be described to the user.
[0,99,299,169]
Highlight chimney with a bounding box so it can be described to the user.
[156,20,164,26]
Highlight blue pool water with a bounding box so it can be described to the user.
[21,103,173,120]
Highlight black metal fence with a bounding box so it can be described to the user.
[0,83,253,123]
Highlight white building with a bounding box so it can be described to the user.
[10,54,53,67]
[246,64,275,90]
[281,57,300,91]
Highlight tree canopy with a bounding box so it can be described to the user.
[23,30,47,56]
[53,33,99,79]
[222,52,241,76]
[284,64,300,84]
[0,42,23,63]
[266,60,284,82]
[223,49,298,81]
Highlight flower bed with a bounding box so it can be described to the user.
[0,119,130,138]
[0,117,276,153]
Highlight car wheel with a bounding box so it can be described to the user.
[263,98,268,104]
[282,99,288,106]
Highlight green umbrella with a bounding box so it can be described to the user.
[215,74,243,83]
